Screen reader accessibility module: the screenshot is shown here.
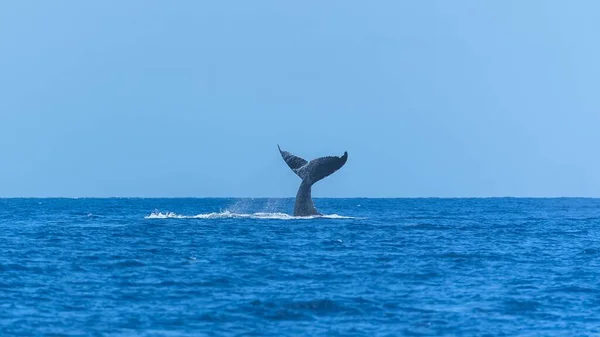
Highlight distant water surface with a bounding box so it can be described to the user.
[1,198,600,336]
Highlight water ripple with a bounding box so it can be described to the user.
[1,198,600,335]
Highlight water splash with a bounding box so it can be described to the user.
[144,211,353,220]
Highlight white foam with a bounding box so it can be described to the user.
[144,211,354,220]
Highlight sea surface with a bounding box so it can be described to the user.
[1,198,600,336]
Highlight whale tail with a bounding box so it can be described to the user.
[278,145,348,185]
[278,145,348,216]
[278,144,309,180]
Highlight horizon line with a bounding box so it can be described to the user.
[1,196,599,199]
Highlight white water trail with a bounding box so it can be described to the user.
[144,211,353,220]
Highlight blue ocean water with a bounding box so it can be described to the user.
[1,198,600,336]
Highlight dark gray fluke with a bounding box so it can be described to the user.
[278,145,348,216]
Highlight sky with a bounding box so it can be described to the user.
[1,1,599,198]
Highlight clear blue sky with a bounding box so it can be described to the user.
[1,1,599,197]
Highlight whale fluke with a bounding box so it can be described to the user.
[278,145,308,179]
[278,145,348,216]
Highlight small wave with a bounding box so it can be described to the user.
[144,211,354,220]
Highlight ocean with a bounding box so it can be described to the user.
[1,198,599,336]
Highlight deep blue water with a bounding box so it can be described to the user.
[1,198,600,336]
